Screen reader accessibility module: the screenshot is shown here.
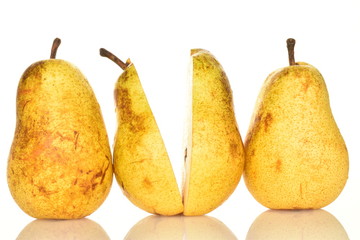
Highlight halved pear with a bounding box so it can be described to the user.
[183,49,245,215]
[100,48,244,216]
[100,49,183,216]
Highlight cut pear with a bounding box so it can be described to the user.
[183,49,245,216]
[101,48,244,216]
[113,62,184,216]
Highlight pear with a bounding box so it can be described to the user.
[183,49,245,215]
[100,48,244,216]
[244,38,349,209]
[100,48,183,216]
[7,38,113,219]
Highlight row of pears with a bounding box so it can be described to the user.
[7,38,348,219]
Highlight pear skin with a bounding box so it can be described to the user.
[7,39,113,219]
[244,39,349,209]
[183,49,245,216]
[100,49,183,216]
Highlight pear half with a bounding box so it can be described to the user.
[183,49,245,215]
[100,48,244,216]
[100,49,183,216]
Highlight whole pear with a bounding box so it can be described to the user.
[100,49,183,216]
[183,49,245,215]
[7,38,113,219]
[244,39,349,209]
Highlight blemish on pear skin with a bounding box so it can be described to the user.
[250,149,255,157]
[21,61,44,81]
[264,113,273,132]
[229,142,240,160]
[74,131,80,150]
[116,87,146,132]
[143,177,153,189]
[21,100,32,111]
[275,159,282,172]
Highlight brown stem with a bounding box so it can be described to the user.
[286,38,296,66]
[99,48,129,70]
[50,38,61,59]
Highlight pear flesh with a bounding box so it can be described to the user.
[7,59,113,219]
[244,62,349,209]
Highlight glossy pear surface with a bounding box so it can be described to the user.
[183,49,245,215]
[113,62,183,216]
[244,62,348,209]
[7,59,112,219]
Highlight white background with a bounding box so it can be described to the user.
[1,0,359,239]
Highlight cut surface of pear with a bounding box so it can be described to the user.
[244,39,349,209]
[101,48,244,216]
[7,39,113,219]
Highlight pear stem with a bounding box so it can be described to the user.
[50,38,61,59]
[99,48,129,70]
[287,38,296,66]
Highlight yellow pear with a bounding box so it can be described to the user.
[183,49,245,215]
[244,38,349,209]
[7,38,113,219]
[100,48,183,216]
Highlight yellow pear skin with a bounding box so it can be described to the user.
[183,49,245,215]
[7,39,113,219]
[100,49,183,216]
[244,39,348,209]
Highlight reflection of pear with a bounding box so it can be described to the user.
[124,216,183,240]
[184,216,237,240]
[125,215,237,240]
[246,209,349,240]
[17,218,110,240]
